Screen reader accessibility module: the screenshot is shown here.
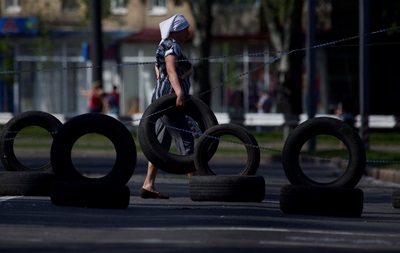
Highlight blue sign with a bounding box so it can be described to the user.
[0,17,38,36]
[81,42,89,62]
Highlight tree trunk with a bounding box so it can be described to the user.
[262,0,304,114]
[189,0,213,106]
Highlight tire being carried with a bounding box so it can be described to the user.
[0,111,63,172]
[282,117,366,188]
[194,123,260,175]
[138,93,218,174]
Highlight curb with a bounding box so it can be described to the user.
[365,167,400,185]
[269,154,400,186]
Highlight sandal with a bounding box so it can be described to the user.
[140,188,169,199]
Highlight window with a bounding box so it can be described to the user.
[3,0,21,13]
[110,0,128,15]
[61,0,78,12]
[148,0,167,16]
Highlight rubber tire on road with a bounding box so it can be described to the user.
[280,184,364,217]
[50,113,136,185]
[194,123,260,175]
[392,190,400,208]
[0,111,63,172]
[0,171,54,196]
[138,93,218,174]
[282,117,366,188]
[189,175,265,202]
[50,181,130,209]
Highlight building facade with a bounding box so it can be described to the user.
[0,0,281,117]
[0,0,196,115]
[1,0,343,118]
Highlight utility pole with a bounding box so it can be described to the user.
[91,0,103,86]
[307,0,316,151]
[359,0,370,150]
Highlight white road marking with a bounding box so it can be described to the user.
[0,196,21,202]
[120,226,400,238]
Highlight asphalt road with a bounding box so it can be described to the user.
[0,152,400,253]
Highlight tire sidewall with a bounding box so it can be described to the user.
[189,175,265,202]
[0,111,63,171]
[50,113,136,185]
[282,117,366,188]
[280,184,364,217]
[194,123,260,175]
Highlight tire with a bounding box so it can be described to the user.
[189,175,265,202]
[0,171,54,196]
[50,113,136,185]
[280,184,364,217]
[50,181,130,209]
[194,123,260,175]
[392,190,400,208]
[282,117,366,188]
[138,93,218,174]
[0,111,63,172]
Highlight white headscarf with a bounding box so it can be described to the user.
[159,14,190,44]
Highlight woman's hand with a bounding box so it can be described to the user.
[175,92,185,108]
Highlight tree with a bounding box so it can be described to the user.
[0,37,14,112]
[260,0,304,114]
[179,0,305,111]
[186,0,214,106]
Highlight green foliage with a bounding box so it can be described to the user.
[0,37,14,86]
[28,1,56,58]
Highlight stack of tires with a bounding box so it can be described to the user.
[280,117,366,217]
[190,123,265,202]
[50,113,136,209]
[0,111,62,196]
[0,111,137,209]
[138,94,266,202]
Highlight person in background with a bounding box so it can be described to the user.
[255,89,271,132]
[256,89,271,113]
[140,14,193,199]
[105,85,120,115]
[335,95,355,129]
[80,81,104,113]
